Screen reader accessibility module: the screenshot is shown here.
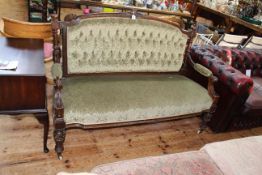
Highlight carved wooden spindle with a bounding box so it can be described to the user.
[53,86,65,160]
[51,14,66,160]
[185,24,196,64]
[52,15,62,64]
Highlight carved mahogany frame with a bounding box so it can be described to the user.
[51,12,216,159]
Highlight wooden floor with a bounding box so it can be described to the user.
[1,85,262,175]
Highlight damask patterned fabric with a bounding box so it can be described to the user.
[190,45,254,95]
[66,17,188,74]
[62,74,212,125]
[91,151,223,175]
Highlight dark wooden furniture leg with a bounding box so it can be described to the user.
[54,116,66,160]
[35,111,50,153]
[0,111,50,153]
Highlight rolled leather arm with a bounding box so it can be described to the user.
[190,45,253,95]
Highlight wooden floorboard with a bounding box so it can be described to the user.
[1,103,262,175]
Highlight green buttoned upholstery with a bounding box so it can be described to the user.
[66,17,188,74]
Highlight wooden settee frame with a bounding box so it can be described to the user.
[51,12,219,159]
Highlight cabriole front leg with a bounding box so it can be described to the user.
[54,126,66,160]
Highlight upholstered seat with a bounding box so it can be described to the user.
[62,74,212,125]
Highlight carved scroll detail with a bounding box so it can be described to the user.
[54,128,66,143]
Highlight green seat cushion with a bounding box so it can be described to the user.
[62,74,212,125]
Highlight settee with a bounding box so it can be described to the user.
[190,45,262,132]
[51,12,219,159]
[58,136,262,175]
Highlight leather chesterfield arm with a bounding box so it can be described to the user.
[190,45,253,95]
[190,45,254,132]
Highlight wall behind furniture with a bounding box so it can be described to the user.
[0,0,27,21]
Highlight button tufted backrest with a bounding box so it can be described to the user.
[64,15,189,74]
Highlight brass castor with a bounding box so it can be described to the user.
[197,129,202,134]
[58,154,63,160]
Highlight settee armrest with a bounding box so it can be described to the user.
[190,45,253,95]
[193,63,213,78]
[187,54,218,97]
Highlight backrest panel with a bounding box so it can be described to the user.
[65,16,189,74]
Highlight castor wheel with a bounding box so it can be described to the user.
[58,154,63,160]
[44,147,49,153]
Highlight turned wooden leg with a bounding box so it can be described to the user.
[53,96,65,159]
[35,112,50,153]
[54,127,66,159]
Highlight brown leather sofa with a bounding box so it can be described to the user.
[190,45,262,132]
